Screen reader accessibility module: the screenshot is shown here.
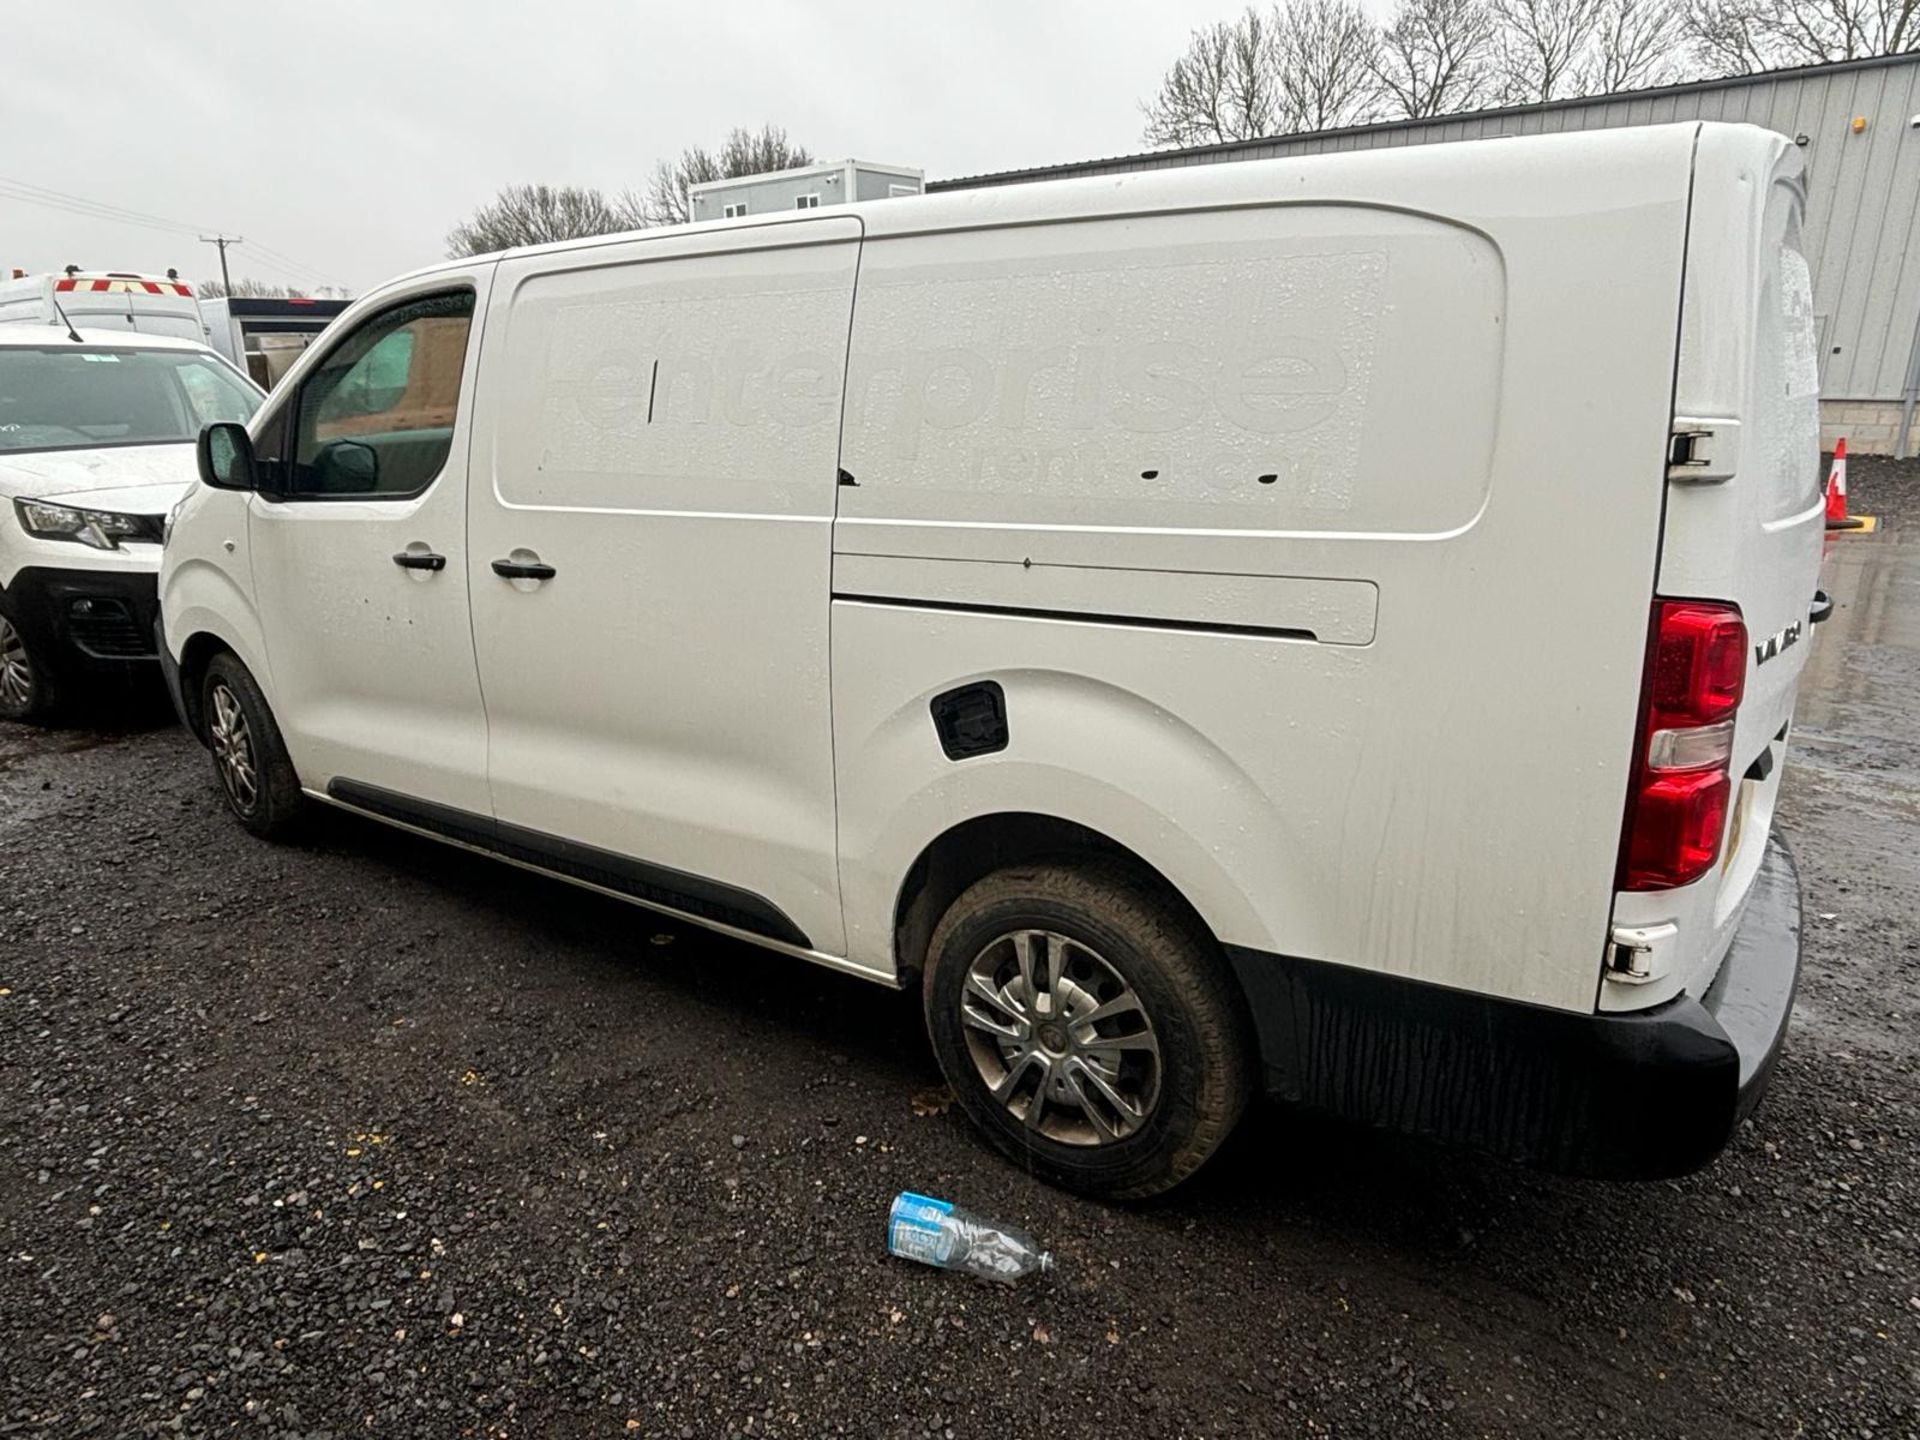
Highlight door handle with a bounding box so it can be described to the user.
[492,557,556,581]
[392,550,447,572]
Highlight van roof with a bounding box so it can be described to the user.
[0,325,212,353]
[370,121,1769,296]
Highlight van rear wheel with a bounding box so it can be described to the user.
[202,653,307,840]
[923,862,1254,1199]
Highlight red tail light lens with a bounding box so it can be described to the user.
[1625,769,1732,889]
[1621,600,1747,891]
[1648,603,1745,727]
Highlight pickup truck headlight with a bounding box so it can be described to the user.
[13,498,164,551]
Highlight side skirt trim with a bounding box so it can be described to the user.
[325,777,816,952]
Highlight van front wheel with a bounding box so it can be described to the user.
[202,653,306,840]
[0,603,56,723]
[923,863,1254,1199]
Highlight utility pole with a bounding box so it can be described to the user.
[198,234,241,296]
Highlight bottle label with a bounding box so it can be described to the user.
[887,1192,956,1266]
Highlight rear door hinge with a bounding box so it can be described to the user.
[1668,416,1741,483]
[1606,921,1678,985]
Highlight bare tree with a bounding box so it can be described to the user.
[635,125,815,226]
[1684,0,1918,68]
[1683,0,1776,69]
[199,278,308,300]
[1273,0,1387,128]
[1375,0,1498,117]
[1143,0,1915,142]
[445,183,638,259]
[1780,0,1920,57]
[1580,0,1689,90]
[1142,1,1383,144]
[1143,9,1284,145]
[1490,0,1607,100]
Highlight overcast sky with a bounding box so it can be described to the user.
[0,0,1390,297]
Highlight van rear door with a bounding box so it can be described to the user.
[1605,126,1826,1012]
[53,274,204,342]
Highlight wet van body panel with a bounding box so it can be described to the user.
[833,131,1696,1013]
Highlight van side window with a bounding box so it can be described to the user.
[286,290,474,498]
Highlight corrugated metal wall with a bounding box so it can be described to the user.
[934,55,1920,401]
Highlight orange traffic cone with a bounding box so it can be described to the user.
[1825,440,1866,531]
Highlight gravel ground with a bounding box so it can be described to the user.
[2,474,1917,1438]
[1842,451,1920,528]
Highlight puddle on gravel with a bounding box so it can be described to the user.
[1795,527,1920,757]
[1780,518,1920,1055]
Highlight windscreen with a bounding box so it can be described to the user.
[0,346,262,454]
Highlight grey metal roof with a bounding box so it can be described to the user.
[929,51,1920,191]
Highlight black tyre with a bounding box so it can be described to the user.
[924,862,1255,1199]
[0,600,58,724]
[202,652,307,839]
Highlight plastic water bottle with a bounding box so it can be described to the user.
[886,1192,1054,1284]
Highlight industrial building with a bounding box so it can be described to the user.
[932,52,1920,455]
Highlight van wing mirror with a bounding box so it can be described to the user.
[198,422,258,492]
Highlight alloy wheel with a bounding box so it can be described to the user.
[0,616,34,714]
[959,929,1163,1146]
[208,682,258,812]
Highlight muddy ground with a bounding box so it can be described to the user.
[0,466,1915,1439]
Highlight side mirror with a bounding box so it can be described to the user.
[198,422,257,491]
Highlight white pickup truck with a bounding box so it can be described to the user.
[161,122,1825,1196]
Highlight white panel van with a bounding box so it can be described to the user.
[0,271,206,343]
[159,123,1825,1197]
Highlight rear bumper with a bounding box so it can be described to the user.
[1225,836,1802,1179]
[0,564,160,680]
[1698,834,1803,1123]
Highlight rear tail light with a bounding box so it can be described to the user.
[1620,600,1746,890]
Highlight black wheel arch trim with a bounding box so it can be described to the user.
[156,614,196,738]
[325,777,813,950]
